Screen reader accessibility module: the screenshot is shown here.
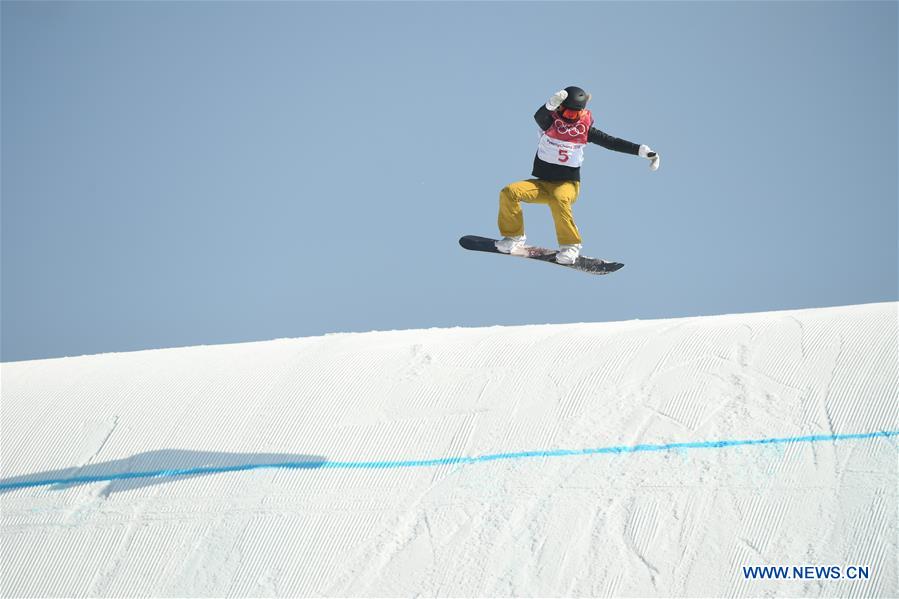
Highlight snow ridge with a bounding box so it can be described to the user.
[2,302,897,597]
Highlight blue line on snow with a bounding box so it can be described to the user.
[2,430,897,491]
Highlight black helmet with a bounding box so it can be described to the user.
[562,86,590,110]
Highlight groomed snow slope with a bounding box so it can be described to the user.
[2,303,897,597]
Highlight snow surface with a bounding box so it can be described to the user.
[2,302,897,597]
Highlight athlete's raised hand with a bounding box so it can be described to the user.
[546,89,568,111]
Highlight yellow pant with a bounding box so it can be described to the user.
[497,179,582,245]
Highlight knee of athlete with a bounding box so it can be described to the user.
[553,193,575,206]
[500,186,517,201]
[557,183,578,204]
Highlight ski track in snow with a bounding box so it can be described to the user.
[1,302,897,597]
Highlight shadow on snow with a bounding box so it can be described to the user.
[0,449,327,495]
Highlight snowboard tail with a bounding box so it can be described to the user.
[459,235,623,275]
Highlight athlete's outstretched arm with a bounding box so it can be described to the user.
[587,128,641,154]
[592,128,660,170]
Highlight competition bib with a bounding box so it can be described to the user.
[536,110,592,167]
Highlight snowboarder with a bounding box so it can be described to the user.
[495,86,660,264]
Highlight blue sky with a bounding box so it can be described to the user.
[2,1,896,362]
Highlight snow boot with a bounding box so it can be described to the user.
[555,243,582,264]
[495,235,526,254]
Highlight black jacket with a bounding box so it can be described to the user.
[532,105,641,181]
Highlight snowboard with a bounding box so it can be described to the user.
[459,235,623,275]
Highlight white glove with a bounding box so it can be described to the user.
[546,89,568,111]
[639,144,660,172]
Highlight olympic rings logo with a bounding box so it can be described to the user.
[554,120,586,136]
